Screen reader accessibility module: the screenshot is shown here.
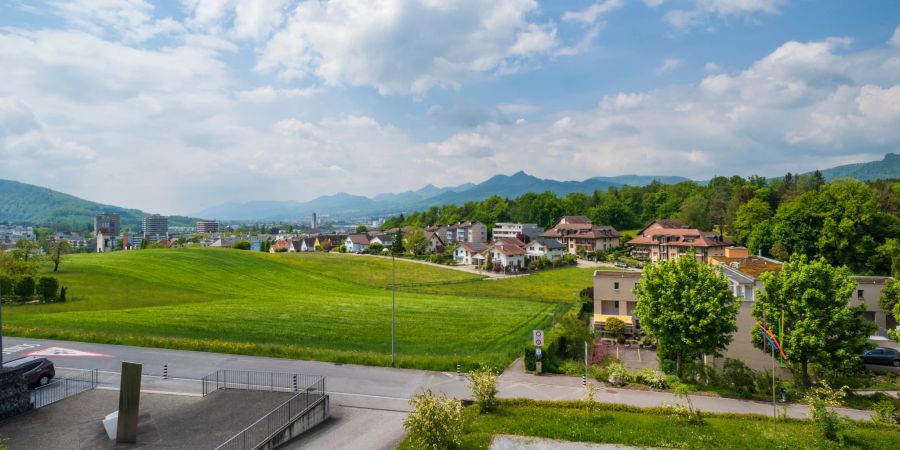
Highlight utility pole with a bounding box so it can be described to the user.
[391,253,396,368]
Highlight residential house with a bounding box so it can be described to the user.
[424,231,445,253]
[541,216,621,255]
[294,237,316,252]
[592,270,643,336]
[443,221,487,244]
[345,234,370,253]
[368,233,394,248]
[627,219,732,263]
[269,239,295,253]
[314,234,347,250]
[95,231,115,253]
[492,223,544,242]
[487,237,527,270]
[525,238,566,261]
[453,242,488,265]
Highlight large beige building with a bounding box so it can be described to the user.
[541,216,621,255]
[627,219,732,264]
[593,247,896,372]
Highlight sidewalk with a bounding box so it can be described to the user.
[497,358,873,421]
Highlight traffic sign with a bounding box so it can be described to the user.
[532,330,544,347]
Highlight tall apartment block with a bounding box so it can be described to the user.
[94,213,121,237]
[196,220,219,234]
[143,214,168,243]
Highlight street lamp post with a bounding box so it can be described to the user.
[391,253,396,367]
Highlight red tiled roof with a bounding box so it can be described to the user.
[627,228,732,247]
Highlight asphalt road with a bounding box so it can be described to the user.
[1,336,469,411]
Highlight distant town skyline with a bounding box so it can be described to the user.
[0,1,898,215]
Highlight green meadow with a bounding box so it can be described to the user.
[3,248,593,370]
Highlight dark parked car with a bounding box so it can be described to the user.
[3,356,56,389]
[860,347,900,367]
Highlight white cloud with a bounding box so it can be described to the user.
[428,132,494,157]
[256,0,562,95]
[656,58,683,74]
[666,0,786,31]
[705,61,720,73]
[890,25,900,47]
[644,0,665,8]
[562,0,624,24]
[47,0,184,43]
[236,86,320,103]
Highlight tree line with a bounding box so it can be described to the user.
[383,173,900,276]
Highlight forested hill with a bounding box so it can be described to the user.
[811,153,900,181]
[0,179,198,231]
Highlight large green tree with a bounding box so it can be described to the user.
[754,255,875,387]
[733,198,771,246]
[881,279,900,341]
[633,252,739,374]
[404,228,428,255]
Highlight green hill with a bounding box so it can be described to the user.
[812,153,900,181]
[3,248,576,370]
[0,179,199,230]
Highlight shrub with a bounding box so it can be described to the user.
[14,275,35,298]
[231,240,251,250]
[550,310,591,360]
[633,368,668,389]
[604,317,626,338]
[403,390,464,450]
[722,358,756,398]
[274,247,288,253]
[468,368,499,412]
[368,242,384,254]
[606,360,628,386]
[37,276,59,302]
[0,275,13,298]
[58,286,67,302]
[805,383,847,441]
[872,398,899,425]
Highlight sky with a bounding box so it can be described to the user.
[0,1,899,215]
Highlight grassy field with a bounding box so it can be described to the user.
[3,248,593,370]
[399,399,899,449]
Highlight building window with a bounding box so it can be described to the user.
[614,282,620,291]
[614,301,619,309]
[857,289,864,299]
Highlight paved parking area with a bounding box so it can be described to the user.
[0,389,293,449]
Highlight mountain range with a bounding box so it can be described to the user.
[1,153,897,226]
[195,173,694,221]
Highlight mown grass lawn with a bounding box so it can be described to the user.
[4,248,575,370]
[399,399,900,449]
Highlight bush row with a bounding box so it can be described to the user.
[0,275,66,302]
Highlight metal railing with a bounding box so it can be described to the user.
[214,374,327,450]
[201,369,321,396]
[30,368,98,408]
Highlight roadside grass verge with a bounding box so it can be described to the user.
[398,399,900,449]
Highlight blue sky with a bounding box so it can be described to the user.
[0,1,898,215]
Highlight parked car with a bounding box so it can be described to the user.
[614,262,628,268]
[860,347,900,367]
[2,356,56,389]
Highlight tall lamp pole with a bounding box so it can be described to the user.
[391,253,396,367]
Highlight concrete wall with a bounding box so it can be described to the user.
[262,396,330,450]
